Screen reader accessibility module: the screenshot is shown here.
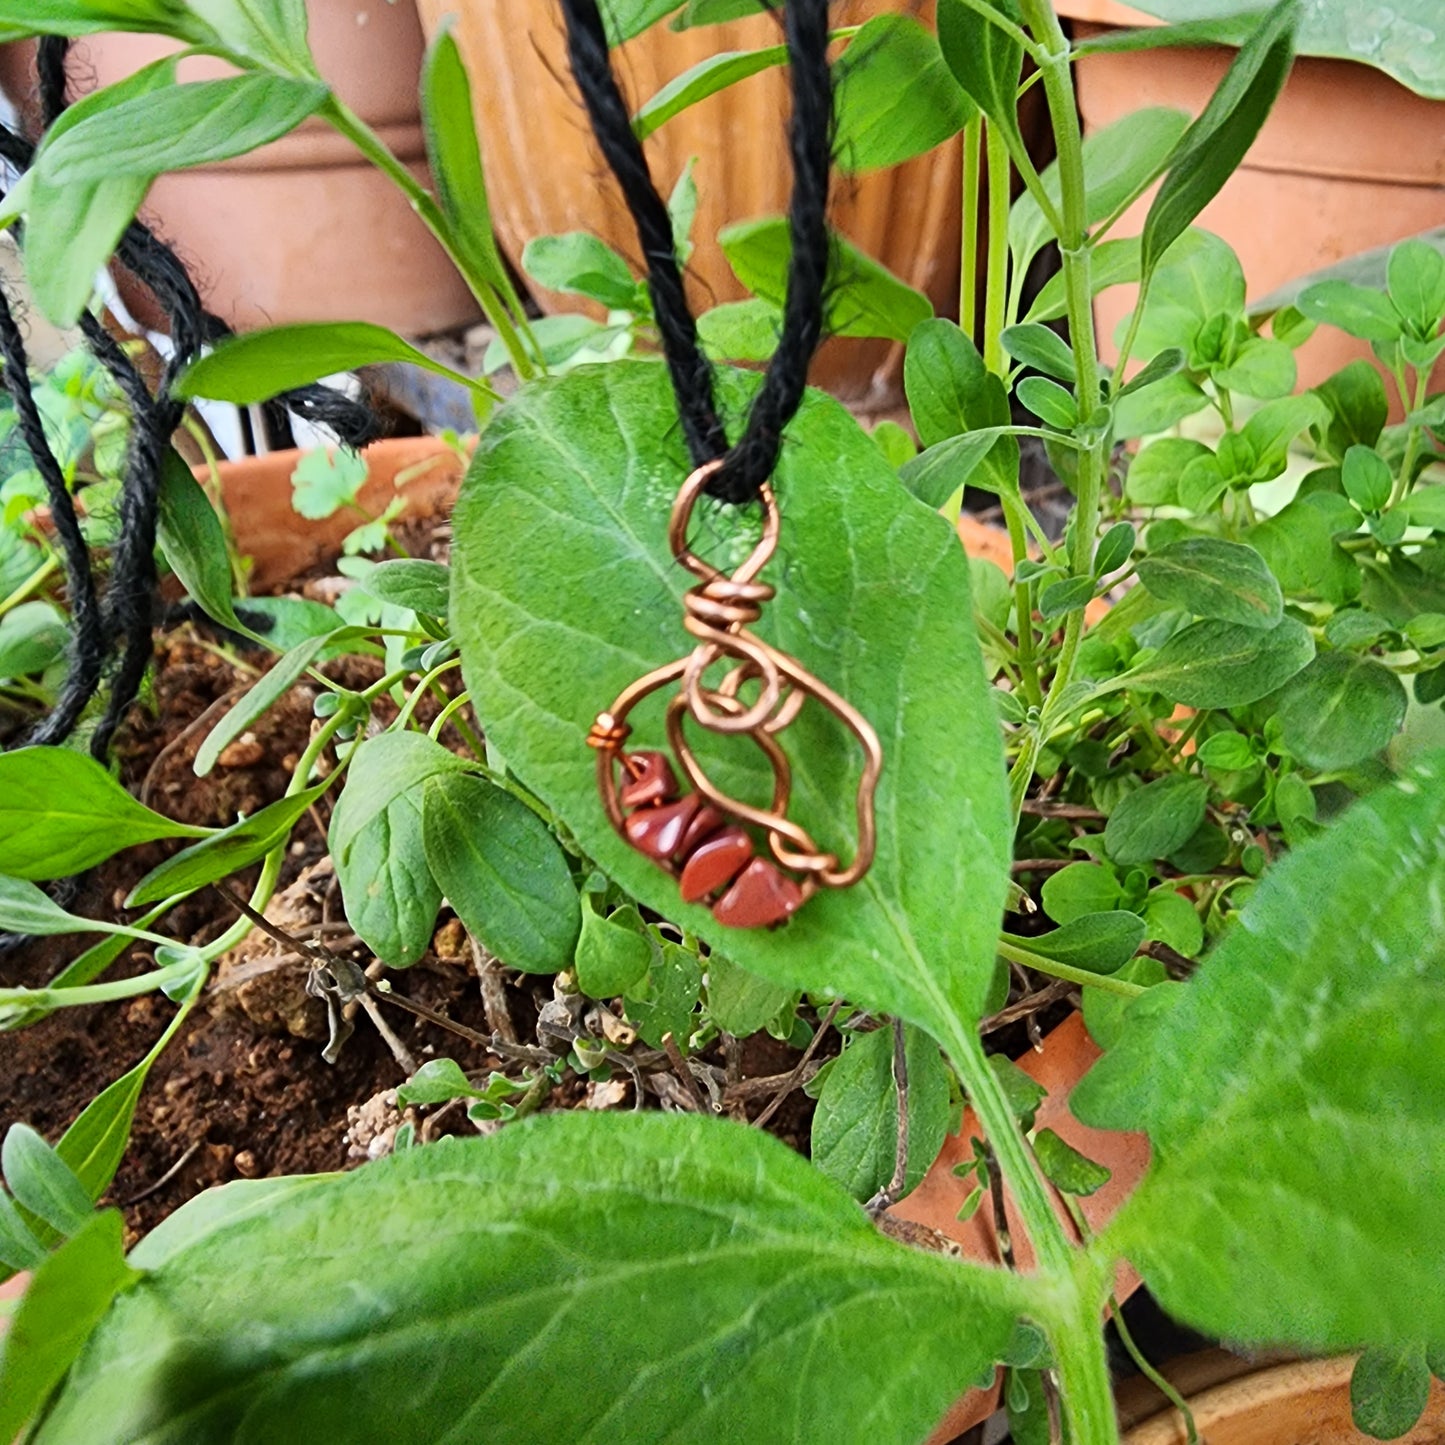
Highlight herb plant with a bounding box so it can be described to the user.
[1,0,1444,1441]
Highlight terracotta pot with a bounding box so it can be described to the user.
[203,436,467,592]
[64,3,477,337]
[1121,1353,1445,1443]
[413,0,1019,410]
[1054,0,1445,405]
[887,1011,1152,1439]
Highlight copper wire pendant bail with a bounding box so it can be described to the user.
[588,459,883,928]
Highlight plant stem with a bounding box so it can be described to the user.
[0,555,59,614]
[323,98,537,381]
[997,937,1149,998]
[1111,1293,1200,1444]
[983,123,1011,374]
[1390,366,1431,509]
[961,117,983,334]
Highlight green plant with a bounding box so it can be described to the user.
[2,0,1445,1441]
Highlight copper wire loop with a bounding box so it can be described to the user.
[594,459,883,894]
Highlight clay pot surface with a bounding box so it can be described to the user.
[204,436,467,592]
[66,3,477,336]
[414,0,989,408]
[1059,7,1445,403]
[1123,1354,1445,1444]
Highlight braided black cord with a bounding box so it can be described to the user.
[557,0,832,506]
[0,39,378,756]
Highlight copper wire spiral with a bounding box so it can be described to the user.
[588,461,883,925]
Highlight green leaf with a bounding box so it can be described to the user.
[1212,336,1295,399]
[1024,911,1147,975]
[1251,499,1359,607]
[706,955,791,1037]
[0,746,206,880]
[1032,1128,1111,1198]
[420,22,513,308]
[1240,392,1331,479]
[1197,728,1257,772]
[2,1125,90,1235]
[126,785,328,907]
[1040,862,1121,925]
[810,1024,951,1203]
[1273,652,1408,771]
[990,1055,1047,1129]
[1311,362,1392,460]
[1398,488,1445,533]
[0,1210,137,1445]
[1139,0,1298,285]
[182,0,314,74]
[39,1114,1026,1444]
[157,449,242,632]
[1125,437,1212,507]
[1352,1345,1432,1441]
[328,733,472,966]
[905,318,1010,445]
[360,559,450,616]
[624,939,702,1048]
[1122,616,1315,708]
[1016,376,1077,430]
[1136,537,1283,629]
[449,361,1012,1040]
[1095,522,1136,578]
[1116,0,1445,99]
[1010,107,1189,273]
[177,322,477,407]
[0,1191,43,1271]
[0,0,201,41]
[720,217,932,342]
[832,15,975,173]
[574,904,652,998]
[1105,775,1210,867]
[0,601,67,679]
[1083,954,1169,1052]
[600,0,684,44]
[1126,226,1248,357]
[1297,280,1403,343]
[194,633,329,777]
[1026,235,1141,325]
[1389,239,1445,336]
[697,298,782,362]
[522,233,639,311]
[289,447,367,521]
[395,1057,481,1107]
[1116,346,1186,399]
[633,44,787,141]
[20,57,174,326]
[421,772,580,975]
[1143,886,1203,958]
[1002,323,1076,383]
[1074,755,1445,1348]
[937,0,1024,155]
[1038,575,1095,621]
[55,1061,151,1204]
[1342,445,1394,513]
[897,428,1016,508]
[44,76,328,184]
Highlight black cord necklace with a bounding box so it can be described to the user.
[562,0,884,928]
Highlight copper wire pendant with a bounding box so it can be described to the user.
[588,460,883,928]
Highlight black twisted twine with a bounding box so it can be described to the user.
[0,36,379,754]
[556,0,833,506]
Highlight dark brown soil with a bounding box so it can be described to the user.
[0,631,821,1243]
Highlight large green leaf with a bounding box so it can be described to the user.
[450,361,1012,1039]
[0,0,197,39]
[1124,0,1445,99]
[1113,615,1315,708]
[1272,651,1407,771]
[0,747,208,881]
[1135,537,1283,629]
[328,733,472,966]
[831,14,975,173]
[936,0,1024,155]
[632,44,788,141]
[37,1115,1026,1444]
[1074,755,1445,1347]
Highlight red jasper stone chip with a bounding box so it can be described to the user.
[620,750,678,809]
[712,857,804,929]
[678,827,753,903]
[623,794,701,862]
[678,803,726,857]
